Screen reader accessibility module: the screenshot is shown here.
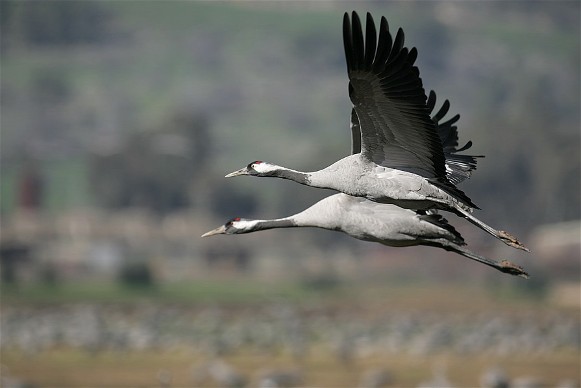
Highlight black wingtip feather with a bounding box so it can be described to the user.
[373,17,392,72]
[456,140,479,153]
[343,13,353,72]
[427,90,436,112]
[388,28,405,63]
[408,47,418,65]
[364,13,377,69]
[433,99,450,123]
[381,47,409,78]
[351,12,364,71]
[441,114,460,128]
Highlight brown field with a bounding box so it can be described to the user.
[3,348,580,387]
[2,281,579,387]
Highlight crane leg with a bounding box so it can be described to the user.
[444,244,529,279]
[454,206,529,252]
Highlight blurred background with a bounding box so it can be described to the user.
[1,1,579,387]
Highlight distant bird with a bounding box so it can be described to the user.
[225,11,527,252]
[202,194,528,278]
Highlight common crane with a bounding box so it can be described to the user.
[201,194,528,278]
[225,12,527,252]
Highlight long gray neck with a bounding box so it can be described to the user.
[269,169,310,185]
[270,168,337,190]
[251,205,333,232]
[245,196,340,236]
[253,218,297,231]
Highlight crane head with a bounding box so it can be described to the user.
[225,161,280,178]
[201,217,257,237]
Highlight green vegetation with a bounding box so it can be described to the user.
[1,279,334,305]
[1,277,551,310]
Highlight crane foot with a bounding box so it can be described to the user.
[499,260,529,279]
[499,230,530,252]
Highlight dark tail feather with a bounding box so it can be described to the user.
[419,213,465,245]
[428,177,480,210]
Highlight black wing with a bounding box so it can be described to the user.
[350,89,483,184]
[426,90,483,185]
[343,11,446,178]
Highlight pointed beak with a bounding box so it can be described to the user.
[225,167,249,178]
[201,225,227,237]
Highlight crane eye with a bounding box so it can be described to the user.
[226,217,241,227]
[247,161,263,170]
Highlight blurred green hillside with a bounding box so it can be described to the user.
[1,2,579,233]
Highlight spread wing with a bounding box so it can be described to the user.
[343,11,446,179]
[350,90,483,184]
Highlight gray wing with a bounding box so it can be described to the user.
[349,88,483,184]
[343,12,446,179]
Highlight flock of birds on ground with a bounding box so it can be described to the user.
[2,305,579,387]
[203,12,530,278]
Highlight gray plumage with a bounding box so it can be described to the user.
[225,12,527,252]
[202,194,528,279]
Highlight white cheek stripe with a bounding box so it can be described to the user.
[253,163,277,174]
[234,220,258,230]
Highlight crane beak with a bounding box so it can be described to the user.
[201,225,227,237]
[225,167,249,178]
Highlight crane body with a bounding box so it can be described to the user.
[203,194,528,278]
